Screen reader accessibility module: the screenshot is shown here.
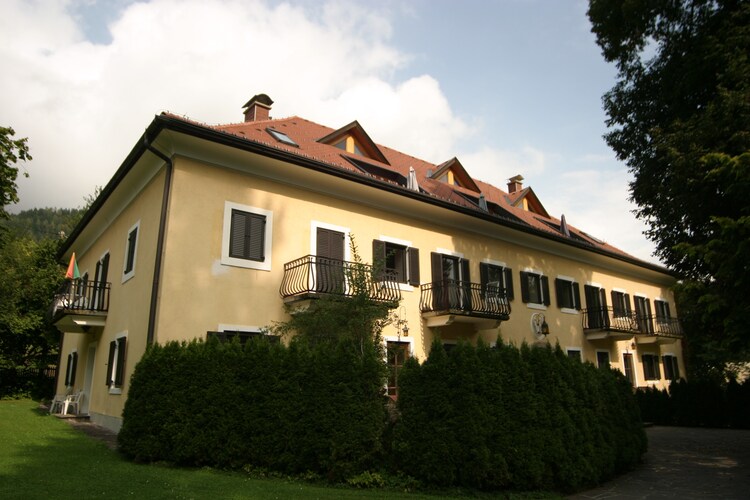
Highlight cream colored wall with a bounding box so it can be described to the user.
[156,157,682,390]
[56,169,166,425]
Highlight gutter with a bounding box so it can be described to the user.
[143,134,173,345]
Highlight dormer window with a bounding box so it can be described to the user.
[266,128,298,147]
[334,136,363,156]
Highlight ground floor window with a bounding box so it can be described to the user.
[596,351,611,369]
[106,336,127,392]
[662,354,680,380]
[641,353,661,381]
[623,353,635,386]
[566,348,582,361]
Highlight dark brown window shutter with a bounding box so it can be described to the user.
[407,247,420,286]
[541,276,550,306]
[624,294,632,315]
[504,268,514,300]
[555,278,565,308]
[573,282,581,310]
[520,271,530,303]
[115,337,127,386]
[70,352,77,386]
[430,252,443,283]
[479,262,489,286]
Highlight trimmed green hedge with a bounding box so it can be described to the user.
[118,336,386,480]
[119,337,646,492]
[636,378,750,428]
[392,341,646,492]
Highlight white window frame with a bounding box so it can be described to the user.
[595,349,611,369]
[523,267,547,310]
[107,332,127,395]
[622,351,639,387]
[556,274,580,314]
[122,220,140,283]
[379,235,415,292]
[311,221,351,261]
[566,347,582,361]
[221,201,273,271]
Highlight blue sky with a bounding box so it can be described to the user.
[0,0,655,262]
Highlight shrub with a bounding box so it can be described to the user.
[393,340,645,492]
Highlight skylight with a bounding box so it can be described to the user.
[266,128,298,147]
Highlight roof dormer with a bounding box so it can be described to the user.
[317,120,389,165]
[430,157,480,193]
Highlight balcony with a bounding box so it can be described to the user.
[420,280,511,329]
[49,279,110,334]
[582,307,682,344]
[279,255,401,306]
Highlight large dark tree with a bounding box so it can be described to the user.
[0,126,30,224]
[588,0,750,377]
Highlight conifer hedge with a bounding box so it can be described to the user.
[118,336,386,480]
[392,341,646,492]
[118,337,646,492]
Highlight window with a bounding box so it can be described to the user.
[372,239,420,286]
[207,330,279,346]
[64,351,78,387]
[480,262,514,301]
[430,251,470,310]
[641,353,661,381]
[634,296,653,333]
[555,277,581,311]
[655,300,671,322]
[386,341,410,398]
[596,351,611,369]
[266,127,298,147]
[520,271,550,307]
[567,348,582,361]
[662,355,680,380]
[93,252,110,311]
[611,290,632,317]
[584,284,609,329]
[122,221,139,282]
[106,336,127,393]
[221,201,273,271]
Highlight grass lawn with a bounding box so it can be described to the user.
[0,399,560,499]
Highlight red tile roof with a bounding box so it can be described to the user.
[165,112,637,261]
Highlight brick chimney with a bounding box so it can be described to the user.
[242,93,273,122]
[507,174,524,194]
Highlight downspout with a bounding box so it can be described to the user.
[144,134,173,345]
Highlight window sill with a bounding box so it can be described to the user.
[526,303,547,311]
[560,308,579,315]
[108,387,123,395]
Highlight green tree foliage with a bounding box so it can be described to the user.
[0,126,31,224]
[0,236,64,396]
[588,1,750,376]
[3,208,84,241]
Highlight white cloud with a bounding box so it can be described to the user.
[459,145,549,186]
[0,0,461,210]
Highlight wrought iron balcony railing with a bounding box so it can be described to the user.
[50,278,111,318]
[581,307,682,338]
[279,255,401,305]
[419,280,511,321]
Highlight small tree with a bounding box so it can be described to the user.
[269,235,395,357]
[0,127,31,225]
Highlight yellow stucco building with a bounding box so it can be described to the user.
[52,94,684,432]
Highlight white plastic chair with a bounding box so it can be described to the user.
[49,394,67,414]
[62,391,84,415]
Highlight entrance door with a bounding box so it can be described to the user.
[82,343,96,414]
[316,227,345,293]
